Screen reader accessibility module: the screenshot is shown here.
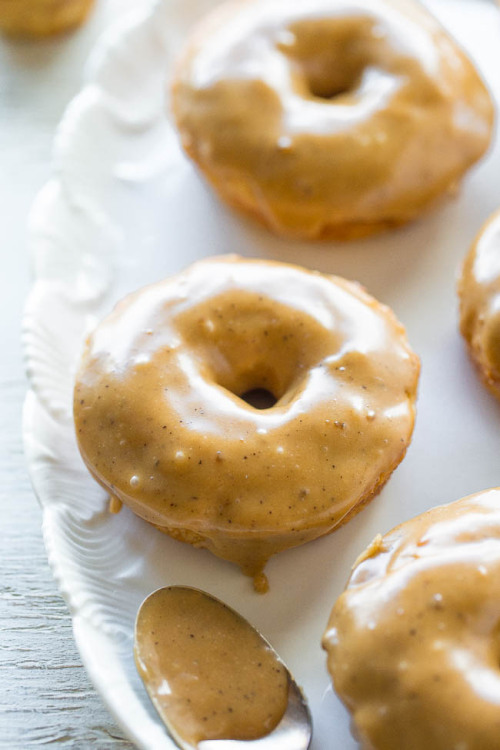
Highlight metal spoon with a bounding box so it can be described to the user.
[134,586,312,750]
[197,680,312,750]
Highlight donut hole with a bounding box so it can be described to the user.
[303,65,365,100]
[175,291,339,409]
[281,17,377,101]
[239,388,278,410]
[217,364,291,409]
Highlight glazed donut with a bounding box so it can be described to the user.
[459,209,500,401]
[0,0,94,37]
[170,0,494,241]
[323,488,500,750]
[74,256,419,591]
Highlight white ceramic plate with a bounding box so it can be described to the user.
[23,1,500,748]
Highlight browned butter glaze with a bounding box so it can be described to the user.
[0,0,94,37]
[323,489,500,750]
[74,257,419,591]
[171,0,494,240]
[74,256,419,591]
[135,587,289,747]
[459,209,500,401]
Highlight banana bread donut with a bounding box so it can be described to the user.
[74,256,419,591]
[0,0,94,37]
[323,488,500,750]
[459,209,500,401]
[170,0,494,241]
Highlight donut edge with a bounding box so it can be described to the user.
[458,210,500,403]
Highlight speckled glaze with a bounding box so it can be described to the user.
[323,489,500,750]
[74,256,419,590]
[171,0,494,240]
[21,0,500,747]
[459,209,500,400]
[135,587,289,747]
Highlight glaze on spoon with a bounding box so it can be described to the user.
[134,587,312,750]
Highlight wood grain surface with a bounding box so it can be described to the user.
[0,1,139,746]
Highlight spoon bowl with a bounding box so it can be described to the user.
[198,679,312,750]
[134,586,312,750]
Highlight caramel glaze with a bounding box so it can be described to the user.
[135,587,288,747]
[74,257,419,590]
[171,0,494,241]
[0,0,94,38]
[459,209,500,401]
[323,489,500,750]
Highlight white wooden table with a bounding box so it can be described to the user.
[0,1,138,746]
